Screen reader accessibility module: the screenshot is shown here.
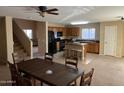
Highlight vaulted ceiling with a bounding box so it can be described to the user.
[0,6,124,24]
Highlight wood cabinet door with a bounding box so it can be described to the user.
[62,28,66,36]
[48,27,52,31]
[87,43,99,53]
[66,28,71,36]
[70,27,80,36]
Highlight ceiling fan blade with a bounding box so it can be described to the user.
[115,16,123,18]
[47,12,59,15]
[46,8,58,12]
[36,12,45,17]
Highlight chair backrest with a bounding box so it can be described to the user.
[65,57,78,70]
[45,53,53,62]
[80,68,94,86]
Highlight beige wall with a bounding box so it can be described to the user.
[48,23,65,27]
[0,17,7,61]
[14,19,37,40]
[123,22,124,56]
[77,23,100,40]
[36,21,48,57]
[6,16,13,63]
[0,16,13,63]
[100,21,124,57]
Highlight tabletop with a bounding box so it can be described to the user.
[17,58,84,86]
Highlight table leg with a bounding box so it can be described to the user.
[82,45,87,61]
[31,77,36,86]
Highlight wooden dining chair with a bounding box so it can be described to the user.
[7,61,19,85]
[65,56,78,85]
[65,56,78,70]
[45,53,53,62]
[80,68,94,86]
[8,61,32,86]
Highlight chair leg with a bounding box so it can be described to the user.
[31,77,36,86]
[40,81,43,86]
[74,80,77,86]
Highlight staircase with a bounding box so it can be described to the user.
[13,37,29,63]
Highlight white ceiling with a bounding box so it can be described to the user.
[0,6,124,24]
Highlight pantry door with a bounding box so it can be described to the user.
[104,25,117,56]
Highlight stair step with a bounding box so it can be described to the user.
[14,46,23,51]
[14,49,25,54]
[13,37,29,63]
[13,52,27,57]
[24,56,31,60]
[14,44,22,48]
[14,55,30,63]
[14,43,20,46]
[13,52,28,63]
[14,58,25,63]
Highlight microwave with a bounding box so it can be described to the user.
[57,32,63,37]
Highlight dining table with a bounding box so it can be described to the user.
[17,58,84,86]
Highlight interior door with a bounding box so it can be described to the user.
[104,25,117,56]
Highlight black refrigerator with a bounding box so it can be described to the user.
[48,31,57,54]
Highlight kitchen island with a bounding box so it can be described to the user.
[64,42,88,60]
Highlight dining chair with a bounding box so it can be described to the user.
[7,61,32,86]
[45,53,53,62]
[65,56,78,85]
[65,56,78,70]
[7,61,19,85]
[80,68,94,86]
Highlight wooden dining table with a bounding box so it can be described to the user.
[17,58,84,86]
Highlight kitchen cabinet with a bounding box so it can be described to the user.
[48,27,66,37]
[87,42,99,54]
[66,27,80,36]
[48,27,80,36]
[48,27,64,32]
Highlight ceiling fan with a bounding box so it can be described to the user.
[36,6,59,17]
[116,16,124,20]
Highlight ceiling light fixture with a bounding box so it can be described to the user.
[70,21,89,25]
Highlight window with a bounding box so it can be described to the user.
[81,28,95,40]
[23,29,32,39]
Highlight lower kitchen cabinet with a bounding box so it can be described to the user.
[87,42,99,54]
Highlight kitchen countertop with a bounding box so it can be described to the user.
[65,42,88,46]
[62,38,99,43]
[75,39,99,43]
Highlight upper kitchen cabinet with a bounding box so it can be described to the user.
[48,26,80,36]
[48,27,58,32]
[66,27,80,36]
[48,27,64,32]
